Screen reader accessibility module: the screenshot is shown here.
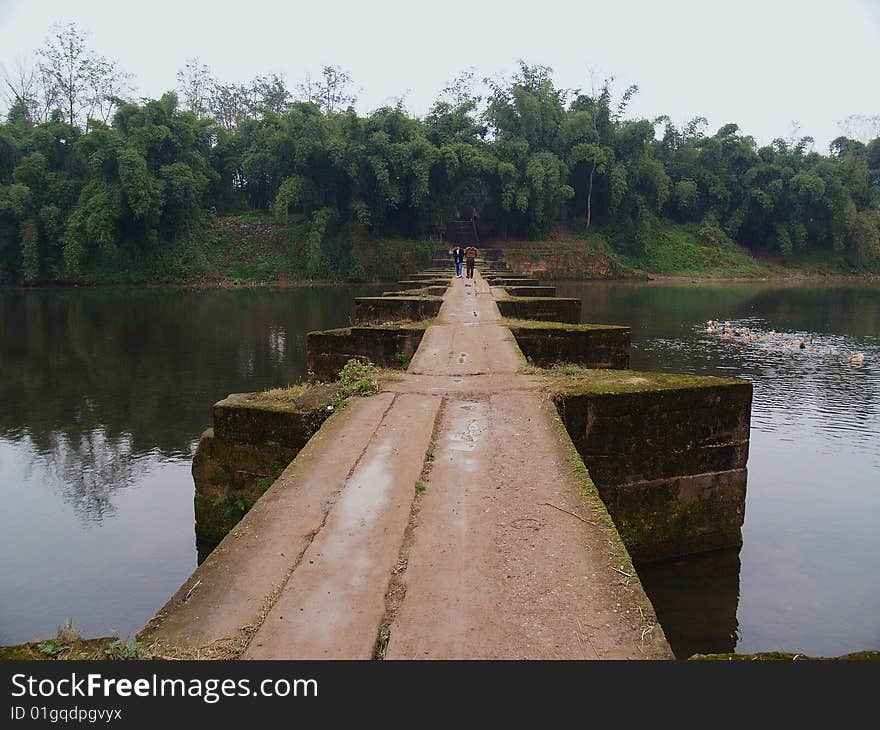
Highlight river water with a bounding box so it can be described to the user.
[1,281,878,657]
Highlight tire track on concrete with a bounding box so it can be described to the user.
[373,395,448,659]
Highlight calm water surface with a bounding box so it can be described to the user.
[1,280,878,657]
[0,285,382,645]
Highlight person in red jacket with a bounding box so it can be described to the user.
[464,245,477,279]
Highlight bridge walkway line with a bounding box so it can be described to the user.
[142,269,671,660]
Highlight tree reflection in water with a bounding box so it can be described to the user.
[0,285,380,520]
[0,284,382,644]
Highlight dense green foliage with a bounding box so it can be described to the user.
[1,59,878,283]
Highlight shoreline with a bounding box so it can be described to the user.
[2,270,878,292]
[644,271,880,284]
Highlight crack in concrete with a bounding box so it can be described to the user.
[373,396,448,659]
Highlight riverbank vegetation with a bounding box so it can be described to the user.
[1,23,878,284]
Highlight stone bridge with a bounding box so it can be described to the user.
[140,255,751,660]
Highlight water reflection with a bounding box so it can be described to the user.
[556,280,880,657]
[638,548,742,658]
[31,430,142,522]
[0,284,382,644]
[2,280,878,654]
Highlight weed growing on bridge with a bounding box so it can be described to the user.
[103,639,151,660]
[337,359,379,398]
[2,622,151,661]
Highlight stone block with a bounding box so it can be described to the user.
[307,324,428,380]
[354,296,443,323]
[496,297,582,323]
[508,322,630,368]
[553,370,752,563]
[503,286,557,297]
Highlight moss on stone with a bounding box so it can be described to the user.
[548,405,663,632]
[506,321,631,369]
[503,286,557,297]
[504,319,628,331]
[307,323,430,379]
[396,280,450,288]
[386,287,428,296]
[544,365,752,564]
[545,366,748,397]
[354,296,443,324]
[307,321,431,337]
[496,297,582,324]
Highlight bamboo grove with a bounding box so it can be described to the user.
[1,49,878,283]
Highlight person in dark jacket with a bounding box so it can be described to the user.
[452,246,464,278]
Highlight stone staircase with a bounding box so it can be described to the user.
[446,218,479,246]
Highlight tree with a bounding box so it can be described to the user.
[566,77,615,227]
[208,81,249,130]
[176,58,214,118]
[298,65,358,115]
[838,114,880,144]
[250,73,290,115]
[35,22,131,129]
[439,67,482,109]
[2,57,45,123]
[2,54,879,284]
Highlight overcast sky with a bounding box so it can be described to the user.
[1,0,878,150]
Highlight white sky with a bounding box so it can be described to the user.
[1,0,878,151]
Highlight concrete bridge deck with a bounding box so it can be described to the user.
[141,271,671,660]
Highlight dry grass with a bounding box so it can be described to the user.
[255,383,308,402]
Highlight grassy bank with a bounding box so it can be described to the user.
[491,221,879,280]
[609,222,774,278]
[48,215,880,286]
[75,214,436,285]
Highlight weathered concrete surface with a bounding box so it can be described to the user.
[553,371,752,564]
[307,323,428,380]
[495,296,582,324]
[385,391,665,659]
[354,296,442,323]
[407,278,523,376]
[508,321,631,369]
[382,276,667,659]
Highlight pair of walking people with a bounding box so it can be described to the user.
[452,245,477,279]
